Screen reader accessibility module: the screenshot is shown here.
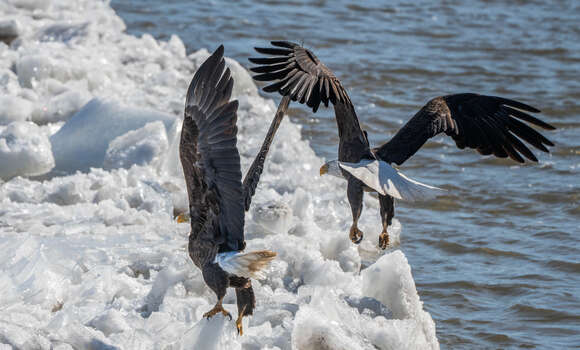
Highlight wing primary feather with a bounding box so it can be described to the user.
[280,71,303,93]
[250,62,293,74]
[263,79,289,93]
[304,78,316,106]
[254,47,293,56]
[329,79,340,104]
[200,59,225,113]
[503,106,556,130]
[271,41,298,49]
[290,73,309,97]
[507,118,551,152]
[323,78,330,101]
[495,96,541,113]
[253,68,293,81]
[506,132,538,161]
[248,56,288,65]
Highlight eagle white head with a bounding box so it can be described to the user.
[319,159,343,178]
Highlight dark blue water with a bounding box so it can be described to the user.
[111,1,580,348]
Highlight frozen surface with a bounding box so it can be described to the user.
[0,121,54,180]
[0,0,439,348]
[0,96,32,124]
[104,121,169,170]
[50,99,175,175]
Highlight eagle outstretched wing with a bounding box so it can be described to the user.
[250,41,351,112]
[180,45,245,252]
[250,41,368,155]
[242,96,291,211]
[373,94,556,165]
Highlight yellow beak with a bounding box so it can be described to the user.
[319,164,329,176]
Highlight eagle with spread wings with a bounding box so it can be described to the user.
[250,41,555,249]
[180,45,289,335]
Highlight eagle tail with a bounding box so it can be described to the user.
[338,159,444,201]
[215,250,276,279]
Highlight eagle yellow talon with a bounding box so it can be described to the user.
[176,213,189,223]
[236,305,246,336]
[203,301,232,321]
[349,226,363,244]
[379,230,390,250]
[320,163,329,176]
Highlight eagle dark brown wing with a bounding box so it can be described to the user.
[180,45,245,252]
[374,93,556,165]
[249,41,351,113]
[250,41,369,159]
[242,96,291,211]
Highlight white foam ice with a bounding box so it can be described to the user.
[0,0,439,348]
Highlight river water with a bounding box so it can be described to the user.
[111,0,580,348]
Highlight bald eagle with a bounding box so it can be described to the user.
[180,45,289,335]
[249,41,555,249]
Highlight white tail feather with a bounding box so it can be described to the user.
[338,159,444,201]
[215,250,277,279]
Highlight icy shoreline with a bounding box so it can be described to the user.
[0,0,438,348]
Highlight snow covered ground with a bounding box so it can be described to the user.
[0,0,439,348]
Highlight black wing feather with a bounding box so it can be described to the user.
[250,41,368,158]
[249,41,352,110]
[374,93,555,165]
[180,45,245,252]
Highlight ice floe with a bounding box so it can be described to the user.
[0,0,439,348]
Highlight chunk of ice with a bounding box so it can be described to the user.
[50,98,175,175]
[0,121,54,180]
[0,95,33,124]
[104,121,169,170]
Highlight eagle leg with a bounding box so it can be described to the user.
[378,230,390,250]
[378,194,395,250]
[349,225,363,244]
[233,279,255,336]
[236,304,246,336]
[347,178,364,244]
[203,297,232,320]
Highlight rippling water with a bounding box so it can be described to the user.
[111,0,579,348]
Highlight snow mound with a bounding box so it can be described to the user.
[292,283,440,350]
[104,121,169,170]
[362,251,438,349]
[0,121,54,180]
[0,95,33,124]
[50,98,175,175]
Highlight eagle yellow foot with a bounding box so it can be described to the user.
[176,213,189,223]
[236,306,246,336]
[349,226,363,244]
[203,302,232,321]
[378,231,390,250]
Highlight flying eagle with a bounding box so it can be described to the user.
[180,45,290,335]
[249,41,556,249]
